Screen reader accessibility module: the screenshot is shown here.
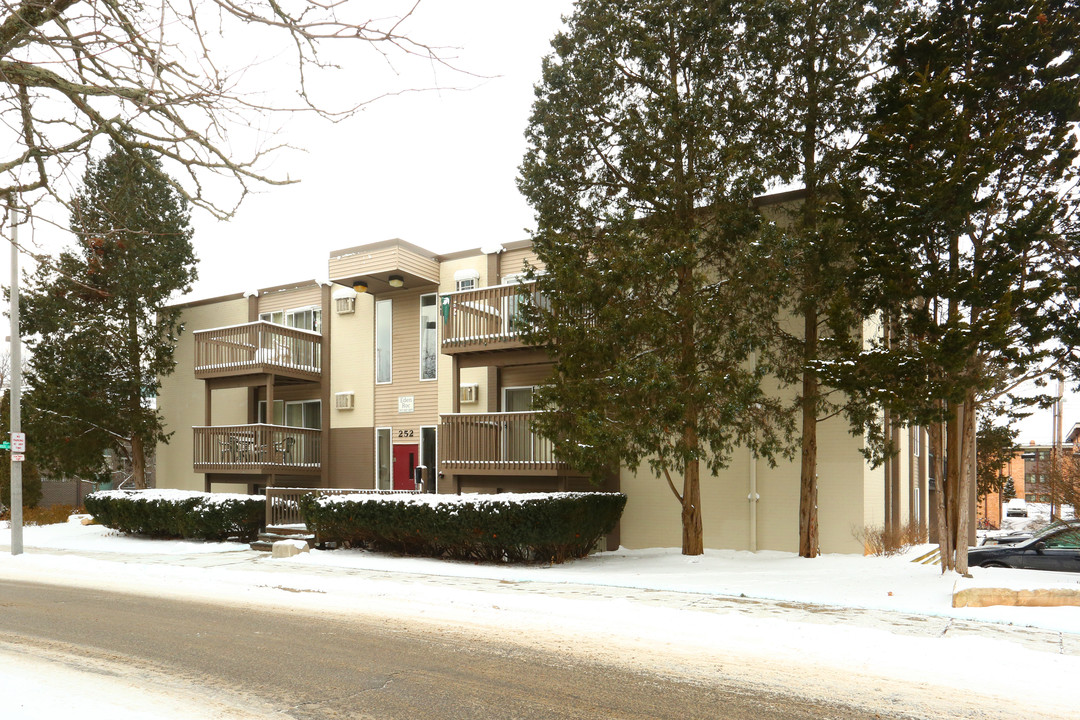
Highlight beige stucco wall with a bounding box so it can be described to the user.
[156,297,249,492]
[329,283,374,429]
[618,407,870,554]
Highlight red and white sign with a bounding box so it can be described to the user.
[11,453,25,462]
[11,433,25,452]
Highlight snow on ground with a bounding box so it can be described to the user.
[4,516,1080,718]
[0,640,276,720]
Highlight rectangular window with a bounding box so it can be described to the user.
[260,307,322,333]
[420,293,438,381]
[912,428,920,457]
[259,399,320,428]
[376,299,392,384]
[455,277,476,292]
[376,428,392,490]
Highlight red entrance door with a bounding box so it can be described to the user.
[392,444,418,490]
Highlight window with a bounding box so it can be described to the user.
[454,268,479,292]
[420,293,438,380]
[376,299,392,383]
[260,306,322,333]
[376,428,392,490]
[912,428,920,457]
[420,426,437,492]
[258,399,321,429]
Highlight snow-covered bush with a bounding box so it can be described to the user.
[85,489,263,542]
[299,491,626,563]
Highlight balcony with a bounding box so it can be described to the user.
[440,282,541,357]
[439,411,583,476]
[193,424,321,475]
[194,321,321,383]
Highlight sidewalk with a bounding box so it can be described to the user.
[4,535,1080,659]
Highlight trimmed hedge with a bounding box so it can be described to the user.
[300,491,626,564]
[85,489,264,542]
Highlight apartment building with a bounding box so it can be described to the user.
[157,232,921,553]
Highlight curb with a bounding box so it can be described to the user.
[953,584,1080,608]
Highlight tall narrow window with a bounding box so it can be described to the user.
[376,428,392,490]
[376,299,392,383]
[420,293,437,380]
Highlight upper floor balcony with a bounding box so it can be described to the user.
[194,321,321,383]
[440,282,542,357]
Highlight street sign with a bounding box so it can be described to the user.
[0,441,9,450]
[11,432,25,452]
[11,453,24,462]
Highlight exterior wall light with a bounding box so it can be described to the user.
[352,281,368,293]
[388,275,404,288]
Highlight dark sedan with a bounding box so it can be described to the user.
[969,521,1080,572]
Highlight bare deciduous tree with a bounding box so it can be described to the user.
[0,0,448,219]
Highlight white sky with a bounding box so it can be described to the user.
[0,0,1070,443]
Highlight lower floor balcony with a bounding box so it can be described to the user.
[193,424,321,475]
[438,411,585,476]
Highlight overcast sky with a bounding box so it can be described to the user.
[0,0,1068,444]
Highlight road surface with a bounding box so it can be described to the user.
[2,579,898,720]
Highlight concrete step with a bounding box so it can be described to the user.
[250,530,316,552]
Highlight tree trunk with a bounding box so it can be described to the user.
[930,415,952,573]
[682,458,704,555]
[131,434,146,489]
[955,390,977,575]
[945,403,961,570]
[799,306,819,558]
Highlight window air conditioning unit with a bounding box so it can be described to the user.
[335,296,356,314]
[335,391,355,410]
[459,384,479,404]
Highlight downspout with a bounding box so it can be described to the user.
[748,443,758,552]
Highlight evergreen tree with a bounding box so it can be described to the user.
[20,139,197,488]
[835,0,1080,573]
[0,390,42,509]
[745,0,905,558]
[1002,476,1016,503]
[518,0,793,555]
[975,418,1017,502]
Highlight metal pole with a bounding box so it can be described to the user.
[9,201,22,555]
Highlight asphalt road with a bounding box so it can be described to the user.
[0,579,899,720]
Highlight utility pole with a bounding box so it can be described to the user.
[1052,378,1064,522]
[8,201,22,555]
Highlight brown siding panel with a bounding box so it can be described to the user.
[373,292,440,435]
[500,247,543,280]
[259,285,322,315]
[329,427,375,488]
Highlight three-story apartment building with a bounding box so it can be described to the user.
[157,228,922,553]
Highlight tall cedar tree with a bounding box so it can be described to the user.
[744,0,903,558]
[832,0,1080,573]
[20,141,197,488]
[518,0,793,555]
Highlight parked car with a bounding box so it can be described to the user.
[1004,498,1028,517]
[969,521,1080,572]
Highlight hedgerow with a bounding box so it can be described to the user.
[300,491,626,564]
[85,489,263,542]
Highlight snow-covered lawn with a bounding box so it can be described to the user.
[4,516,1080,719]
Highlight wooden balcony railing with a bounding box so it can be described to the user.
[194,321,321,381]
[440,411,575,475]
[193,424,321,474]
[264,487,419,529]
[440,282,541,354]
